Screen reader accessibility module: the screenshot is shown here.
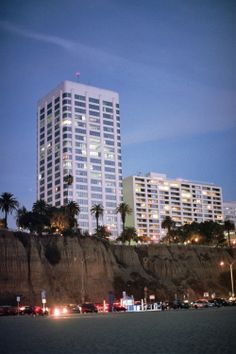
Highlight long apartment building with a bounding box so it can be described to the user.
[123,172,223,242]
[223,201,236,226]
[37,80,123,236]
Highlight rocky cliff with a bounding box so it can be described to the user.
[0,230,235,305]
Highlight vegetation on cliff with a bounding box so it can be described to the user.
[0,192,235,247]
[0,192,19,229]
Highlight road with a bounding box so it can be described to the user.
[0,307,235,354]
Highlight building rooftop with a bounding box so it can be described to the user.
[126,172,218,187]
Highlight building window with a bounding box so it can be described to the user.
[75,94,85,101]
[103,101,113,107]
[103,113,113,119]
[63,99,71,105]
[89,110,100,117]
[63,92,71,98]
[89,97,99,104]
[103,120,113,126]
[103,107,113,113]
[75,101,86,107]
[90,131,100,137]
[89,104,100,110]
[75,108,86,114]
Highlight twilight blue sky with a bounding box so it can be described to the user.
[0,0,236,225]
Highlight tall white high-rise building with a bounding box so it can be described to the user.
[37,80,123,236]
[123,172,223,242]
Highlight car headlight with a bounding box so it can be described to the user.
[53,308,61,316]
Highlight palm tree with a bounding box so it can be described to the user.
[0,192,19,228]
[118,227,138,245]
[116,202,132,232]
[64,174,73,204]
[65,201,80,217]
[64,174,73,185]
[224,219,235,247]
[90,204,104,233]
[32,200,49,215]
[64,201,80,228]
[96,225,112,240]
[32,199,51,234]
[161,216,176,244]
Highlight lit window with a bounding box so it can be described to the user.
[62,119,72,125]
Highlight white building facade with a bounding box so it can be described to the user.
[123,172,223,242]
[37,80,123,236]
[223,201,236,226]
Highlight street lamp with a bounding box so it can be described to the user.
[220,261,235,299]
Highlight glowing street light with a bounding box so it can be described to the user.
[220,261,235,299]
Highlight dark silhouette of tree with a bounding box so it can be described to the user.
[64,174,73,185]
[161,216,176,244]
[16,206,29,230]
[32,200,51,234]
[32,200,49,215]
[16,209,41,234]
[116,203,132,234]
[90,204,104,233]
[95,225,111,239]
[224,219,235,247]
[179,222,202,244]
[64,175,73,204]
[16,206,28,229]
[64,201,80,228]
[199,221,224,246]
[117,227,138,245]
[0,192,19,228]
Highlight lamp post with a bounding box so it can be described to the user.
[220,261,235,299]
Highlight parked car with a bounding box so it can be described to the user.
[19,306,36,315]
[79,303,98,313]
[51,305,72,317]
[180,301,190,309]
[191,299,209,309]
[0,305,18,316]
[113,303,127,312]
[168,300,188,309]
[95,303,109,312]
[19,305,47,315]
[208,299,221,307]
[213,298,229,306]
[66,304,81,314]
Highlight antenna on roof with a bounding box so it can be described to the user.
[75,71,80,82]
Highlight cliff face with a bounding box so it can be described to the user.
[0,231,235,305]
